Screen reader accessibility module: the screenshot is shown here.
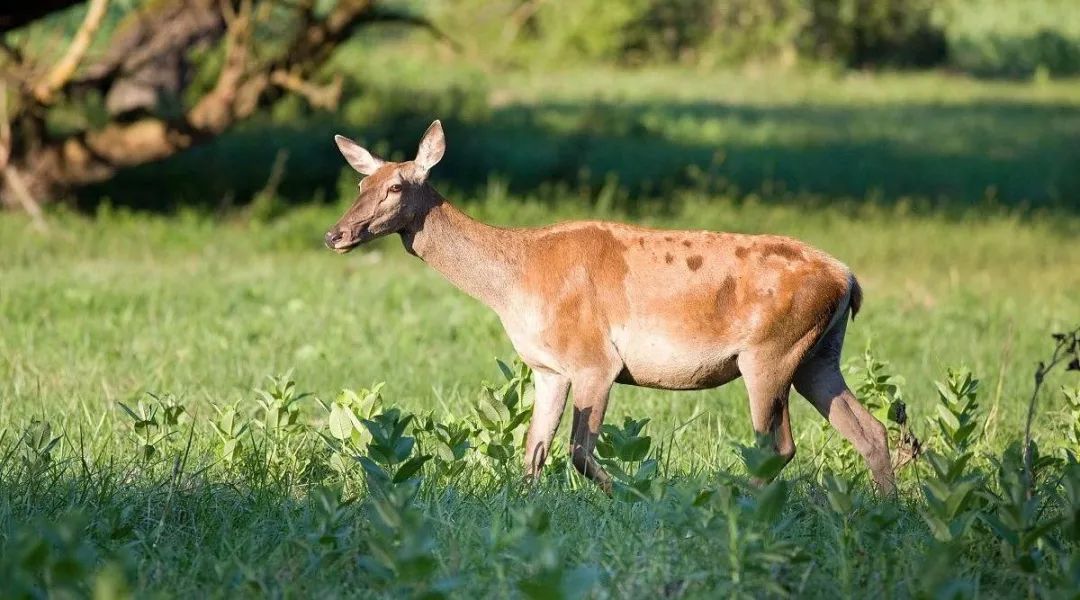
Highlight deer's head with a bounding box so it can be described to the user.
[324,120,445,253]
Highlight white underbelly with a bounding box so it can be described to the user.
[614,328,741,390]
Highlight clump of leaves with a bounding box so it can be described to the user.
[417,414,473,482]
[307,485,357,556]
[1046,459,1080,595]
[19,419,61,469]
[210,402,248,464]
[816,468,901,596]
[253,373,308,437]
[0,512,131,599]
[1062,386,1080,452]
[598,417,661,502]
[849,344,907,424]
[491,506,599,600]
[474,359,533,472]
[981,327,1080,595]
[356,408,431,489]
[979,441,1062,576]
[316,383,383,473]
[117,393,187,461]
[680,435,807,596]
[921,368,984,542]
[355,406,451,597]
[252,373,313,471]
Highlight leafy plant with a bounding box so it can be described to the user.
[354,405,450,597]
[210,402,249,464]
[598,417,661,502]
[1046,459,1080,597]
[1062,386,1080,452]
[356,408,431,492]
[847,344,921,469]
[848,344,908,425]
[817,468,901,596]
[677,435,808,596]
[19,420,61,469]
[921,368,984,542]
[253,374,309,436]
[417,414,473,481]
[0,512,126,599]
[474,359,534,472]
[307,485,357,554]
[316,384,384,473]
[492,506,599,600]
[979,441,1062,576]
[117,393,186,460]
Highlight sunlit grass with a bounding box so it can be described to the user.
[2,61,1079,596]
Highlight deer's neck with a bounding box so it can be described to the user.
[402,194,521,312]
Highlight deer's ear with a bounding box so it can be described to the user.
[414,120,445,173]
[335,134,384,175]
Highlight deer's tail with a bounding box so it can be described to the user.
[848,274,863,321]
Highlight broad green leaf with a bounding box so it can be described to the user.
[328,404,353,440]
[393,454,432,483]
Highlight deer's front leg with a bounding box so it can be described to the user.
[569,375,615,495]
[524,370,571,480]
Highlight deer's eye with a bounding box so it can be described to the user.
[389,184,402,193]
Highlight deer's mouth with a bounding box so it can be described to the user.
[332,240,361,254]
[328,224,370,254]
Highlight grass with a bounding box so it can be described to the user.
[2,194,1078,596]
[2,63,1080,597]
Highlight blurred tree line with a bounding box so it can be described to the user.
[433,0,1077,73]
[0,0,1077,210]
[442,0,946,68]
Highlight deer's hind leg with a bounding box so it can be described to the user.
[793,320,895,493]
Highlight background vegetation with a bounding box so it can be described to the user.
[1,0,1078,597]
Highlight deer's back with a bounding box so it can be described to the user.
[508,221,853,389]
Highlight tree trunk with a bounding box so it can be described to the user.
[1,0,398,209]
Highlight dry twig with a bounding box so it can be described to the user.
[32,0,109,104]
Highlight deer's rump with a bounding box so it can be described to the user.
[600,228,855,391]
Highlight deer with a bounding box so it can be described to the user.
[324,120,896,494]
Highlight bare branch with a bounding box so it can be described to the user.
[1,86,47,228]
[72,0,224,101]
[187,0,255,132]
[2,166,48,231]
[31,0,109,104]
[270,70,342,110]
[0,83,10,170]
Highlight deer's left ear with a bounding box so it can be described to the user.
[414,120,445,173]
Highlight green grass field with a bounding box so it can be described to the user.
[1,65,1079,597]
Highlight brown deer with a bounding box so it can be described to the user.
[325,120,895,493]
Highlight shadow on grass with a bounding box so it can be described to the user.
[76,96,1080,215]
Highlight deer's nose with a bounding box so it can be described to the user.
[325,229,344,248]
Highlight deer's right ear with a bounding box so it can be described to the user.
[334,134,385,175]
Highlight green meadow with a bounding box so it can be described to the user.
[1,64,1079,597]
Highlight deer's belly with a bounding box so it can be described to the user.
[614,332,741,390]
